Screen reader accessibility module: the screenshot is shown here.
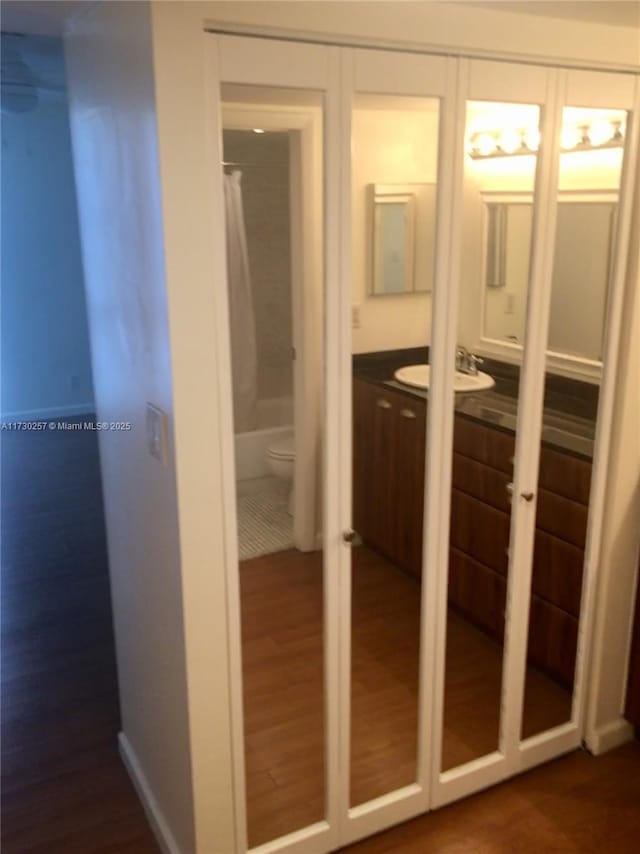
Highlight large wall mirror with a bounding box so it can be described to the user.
[370,182,436,296]
[482,191,617,363]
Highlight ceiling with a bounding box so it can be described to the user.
[1,0,638,38]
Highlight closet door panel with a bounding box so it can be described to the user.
[467,58,550,103]
[217,34,331,88]
[212,34,343,854]
[439,78,545,776]
[354,49,448,95]
[342,45,458,844]
[521,71,638,743]
[565,69,636,108]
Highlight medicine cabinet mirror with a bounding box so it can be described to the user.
[482,192,617,363]
[370,182,436,296]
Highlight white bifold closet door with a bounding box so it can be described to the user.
[429,61,639,809]
[207,30,639,854]
[207,34,343,854]
[339,47,459,846]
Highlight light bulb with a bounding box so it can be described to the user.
[499,128,521,154]
[523,127,540,152]
[476,132,497,157]
[611,120,625,142]
[253,128,265,134]
[588,119,613,147]
[561,124,581,150]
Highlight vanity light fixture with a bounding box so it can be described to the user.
[468,118,625,159]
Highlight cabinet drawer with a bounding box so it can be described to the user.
[527,594,578,688]
[536,489,588,549]
[452,453,512,513]
[532,529,584,617]
[453,415,515,475]
[448,548,506,640]
[450,490,510,575]
[539,445,592,505]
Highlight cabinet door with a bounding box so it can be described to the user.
[352,378,374,541]
[362,383,398,559]
[394,394,427,576]
[625,559,640,728]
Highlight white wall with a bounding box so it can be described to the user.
[64,4,198,852]
[1,47,94,419]
[352,105,439,353]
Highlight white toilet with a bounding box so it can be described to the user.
[266,433,295,515]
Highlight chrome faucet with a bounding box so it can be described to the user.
[456,346,484,376]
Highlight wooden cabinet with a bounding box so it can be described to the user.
[625,557,640,730]
[353,376,592,688]
[353,379,426,577]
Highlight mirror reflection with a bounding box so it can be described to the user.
[370,182,436,295]
[351,93,440,806]
[483,195,617,359]
[439,99,541,771]
[521,106,627,740]
[222,85,326,848]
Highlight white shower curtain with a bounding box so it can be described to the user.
[224,170,258,433]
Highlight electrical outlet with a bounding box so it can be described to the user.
[146,403,169,467]
[352,304,361,329]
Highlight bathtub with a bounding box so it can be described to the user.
[234,396,293,481]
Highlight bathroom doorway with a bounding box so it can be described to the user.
[223,97,322,562]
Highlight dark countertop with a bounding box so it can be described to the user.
[353,348,596,460]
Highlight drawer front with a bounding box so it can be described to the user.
[453,415,515,475]
[536,489,589,549]
[452,452,512,513]
[527,594,579,688]
[532,529,584,617]
[453,452,588,551]
[448,548,506,640]
[450,490,510,575]
[539,445,592,505]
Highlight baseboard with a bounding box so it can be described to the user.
[118,732,183,854]
[1,403,95,422]
[586,717,635,755]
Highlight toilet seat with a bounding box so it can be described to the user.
[267,436,295,461]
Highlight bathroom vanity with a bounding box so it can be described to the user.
[353,352,595,689]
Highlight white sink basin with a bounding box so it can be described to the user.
[394,364,495,394]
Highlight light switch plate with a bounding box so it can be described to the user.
[506,292,516,315]
[146,403,169,467]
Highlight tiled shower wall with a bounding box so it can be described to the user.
[223,130,293,403]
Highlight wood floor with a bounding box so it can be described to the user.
[343,741,640,853]
[1,421,158,853]
[3,423,639,854]
[240,545,575,847]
